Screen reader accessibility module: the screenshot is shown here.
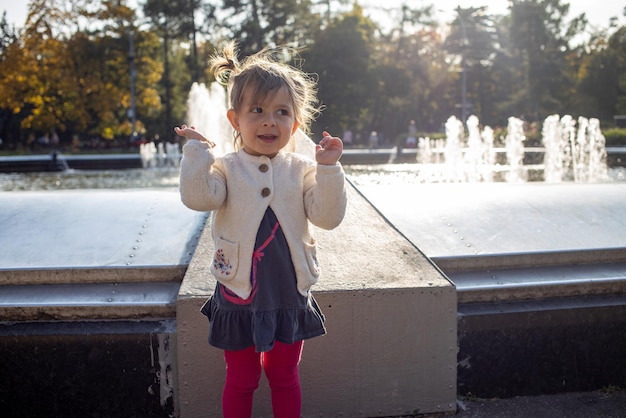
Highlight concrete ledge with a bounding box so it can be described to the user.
[0,281,179,321]
[176,184,457,417]
[449,262,626,304]
[435,248,626,273]
[0,265,188,286]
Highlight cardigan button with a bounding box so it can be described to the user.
[259,164,269,173]
[261,187,271,197]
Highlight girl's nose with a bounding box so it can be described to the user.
[263,114,276,126]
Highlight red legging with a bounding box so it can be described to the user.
[222,340,303,418]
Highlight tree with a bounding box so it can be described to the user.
[507,0,586,121]
[444,6,501,124]
[0,11,18,58]
[373,4,453,136]
[0,12,21,147]
[218,0,322,55]
[142,0,191,138]
[303,6,377,141]
[0,0,163,148]
[577,27,626,122]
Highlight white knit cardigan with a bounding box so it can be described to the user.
[179,139,347,299]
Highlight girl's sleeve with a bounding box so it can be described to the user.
[304,163,347,230]
[179,139,226,212]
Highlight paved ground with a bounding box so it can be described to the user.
[451,389,626,418]
[352,181,626,258]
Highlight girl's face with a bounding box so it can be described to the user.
[227,85,300,158]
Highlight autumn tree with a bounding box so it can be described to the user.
[0,0,163,147]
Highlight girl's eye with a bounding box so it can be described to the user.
[277,109,289,116]
[251,107,263,113]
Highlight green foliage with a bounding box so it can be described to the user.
[603,128,626,146]
[601,384,622,394]
[1,0,626,151]
[303,5,377,139]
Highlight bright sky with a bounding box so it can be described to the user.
[1,0,624,31]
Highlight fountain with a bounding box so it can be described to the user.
[398,113,611,184]
[542,114,609,183]
[186,82,234,156]
[504,116,527,182]
[139,140,182,168]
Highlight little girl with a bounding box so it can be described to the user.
[175,43,347,418]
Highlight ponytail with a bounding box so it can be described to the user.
[209,42,239,86]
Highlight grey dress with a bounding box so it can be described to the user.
[201,207,326,352]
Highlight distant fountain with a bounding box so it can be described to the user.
[140,142,157,168]
[413,114,609,183]
[186,82,233,156]
[542,114,564,182]
[443,116,465,182]
[417,137,433,165]
[586,118,609,182]
[164,142,181,167]
[139,81,230,169]
[505,117,527,183]
[481,125,495,182]
[464,115,496,182]
[542,114,608,183]
[140,140,181,168]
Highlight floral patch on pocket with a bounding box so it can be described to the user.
[213,249,232,276]
[211,238,239,280]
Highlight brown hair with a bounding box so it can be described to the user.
[209,42,320,148]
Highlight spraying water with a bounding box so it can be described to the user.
[443,116,465,182]
[542,114,609,182]
[410,114,609,183]
[186,82,233,156]
[505,117,527,183]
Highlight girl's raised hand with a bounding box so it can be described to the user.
[174,125,216,148]
[316,131,343,165]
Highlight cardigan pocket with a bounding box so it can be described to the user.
[211,237,238,280]
[304,238,321,279]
